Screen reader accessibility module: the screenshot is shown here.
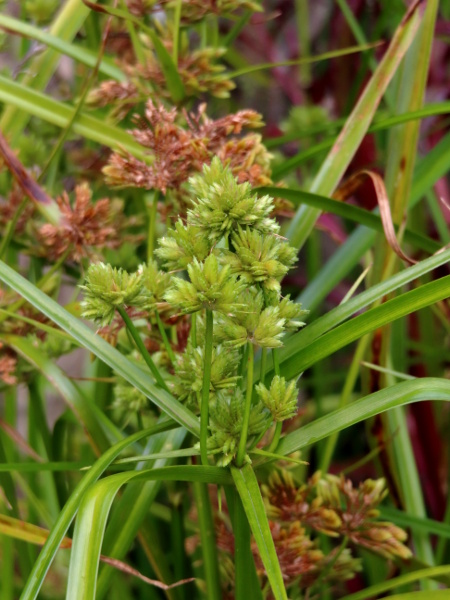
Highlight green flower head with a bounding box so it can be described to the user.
[278,296,308,331]
[207,389,271,466]
[224,227,297,292]
[164,253,245,315]
[80,263,151,325]
[139,259,172,309]
[155,220,212,272]
[113,378,149,414]
[256,375,299,422]
[187,157,278,242]
[215,290,286,348]
[173,343,241,408]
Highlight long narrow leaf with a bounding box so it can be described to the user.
[271,378,450,459]
[0,14,125,81]
[231,464,287,600]
[20,421,177,600]
[66,466,232,600]
[286,2,423,250]
[270,275,450,381]
[0,76,147,160]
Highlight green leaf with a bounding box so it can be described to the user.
[231,464,287,600]
[227,42,382,78]
[0,0,91,141]
[66,466,232,600]
[258,186,440,254]
[0,14,125,81]
[270,275,450,381]
[0,75,147,160]
[272,378,450,459]
[285,2,423,250]
[379,507,450,540]
[20,421,178,600]
[342,576,450,600]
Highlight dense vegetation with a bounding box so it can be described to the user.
[0,1,449,598]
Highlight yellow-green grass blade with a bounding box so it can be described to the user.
[19,421,178,600]
[262,271,450,381]
[0,0,91,141]
[231,464,287,600]
[96,428,187,599]
[66,466,231,600]
[0,14,125,81]
[285,2,423,251]
[0,76,147,160]
[268,378,450,459]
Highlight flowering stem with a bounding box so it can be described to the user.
[267,421,282,453]
[260,347,267,386]
[190,311,197,346]
[272,347,281,376]
[147,189,159,261]
[0,197,27,260]
[200,308,213,465]
[154,310,176,365]
[116,305,169,392]
[236,343,254,467]
[193,478,221,600]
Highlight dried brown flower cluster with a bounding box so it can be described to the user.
[207,490,361,593]
[103,100,272,196]
[192,470,410,595]
[0,351,17,385]
[0,185,36,235]
[88,24,234,112]
[87,81,142,120]
[126,0,262,23]
[263,470,412,560]
[38,183,122,262]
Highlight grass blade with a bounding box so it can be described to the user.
[231,464,287,600]
[270,275,450,381]
[0,14,125,81]
[285,1,423,250]
[0,76,147,160]
[20,421,177,600]
[66,466,232,600]
[273,378,450,459]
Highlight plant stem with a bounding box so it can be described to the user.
[232,488,262,600]
[267,421,282,454]
[154,310,176,365]
[116,305,169,392]
[260,347,267,386]
[193,479,221,600]
[147,190,159,261]
[272,347,280,376]
[172,0,182,64]
[200,309,213,466]
[236,343,254,467]
[0,197,28,260]
[190,311,197,346]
